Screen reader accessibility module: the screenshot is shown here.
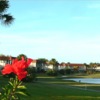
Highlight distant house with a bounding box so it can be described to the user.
[58,63,86,71]
[0,56,14,69]
[0,55,87,72]
[0,56,37,70]
[68,63,86,71]
[29,60,37,68]
[94,65,100,71]
[58,63,66,70]
[45,64,54,70]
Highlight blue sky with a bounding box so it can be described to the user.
[0,0,100,63]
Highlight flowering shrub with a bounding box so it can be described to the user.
[0,57,32,100]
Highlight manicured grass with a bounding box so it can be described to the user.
[0,74,100,100]
[21,82,100,100]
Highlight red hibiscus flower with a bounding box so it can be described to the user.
[1,57,33,80]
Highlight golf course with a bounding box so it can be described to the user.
[1,73,100,100]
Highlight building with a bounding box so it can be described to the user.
[0,56,13,69]
[0,55,37,70]
[29,60,37,68]
[58,63,86,71]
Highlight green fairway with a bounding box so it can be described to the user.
[21,82,100,100]
[0,74,100,100]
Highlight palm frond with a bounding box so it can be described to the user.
[0,0,9,13]
[1,14,14,25]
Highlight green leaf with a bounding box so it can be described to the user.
[17,85,26,89]
[12,95,19,100]
[15,91,28,96]
[9,81,13,86]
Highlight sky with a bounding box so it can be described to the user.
[0,0,100,63]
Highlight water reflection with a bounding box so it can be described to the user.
[64,78,100,84]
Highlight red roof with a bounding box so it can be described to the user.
[60,63,84,67]
[0,56,10,60]
[67,64,84,66]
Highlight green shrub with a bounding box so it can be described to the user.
[46,70,58,76]
[66,69,71,74]
[2,73,15,78]
[59,69,66,75]
[22,67,37,82]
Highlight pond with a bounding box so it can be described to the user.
[63,78,100,84]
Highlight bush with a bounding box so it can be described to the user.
[46,70,58,76]
[66,69,71,74]
[59,69,66,75]
[37,68,46,73]
[22,67,37,82]
[2,73,15,78]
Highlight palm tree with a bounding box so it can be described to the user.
[49,58,59,71]
[17,54,27,61]
[0,0,14,25]
[36,58,48,72]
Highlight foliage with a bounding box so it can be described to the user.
[46,70,58,76]
[22,67,37,82]
[37,58,48,63]
[17,54,27,61]
[49,58,59,71]
[58,69,72,75]
[59,69,66,75]
[36,58,48,73]
[49,58,59,66]
[0,57,33,100]
[0,77,28,100]
[0,0,14,25]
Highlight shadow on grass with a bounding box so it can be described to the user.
[38,76,100,92]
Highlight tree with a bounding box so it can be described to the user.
[0,0,14,25]
[36,58,48,72]
[17,54,27,61]
[49,58,59,70]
